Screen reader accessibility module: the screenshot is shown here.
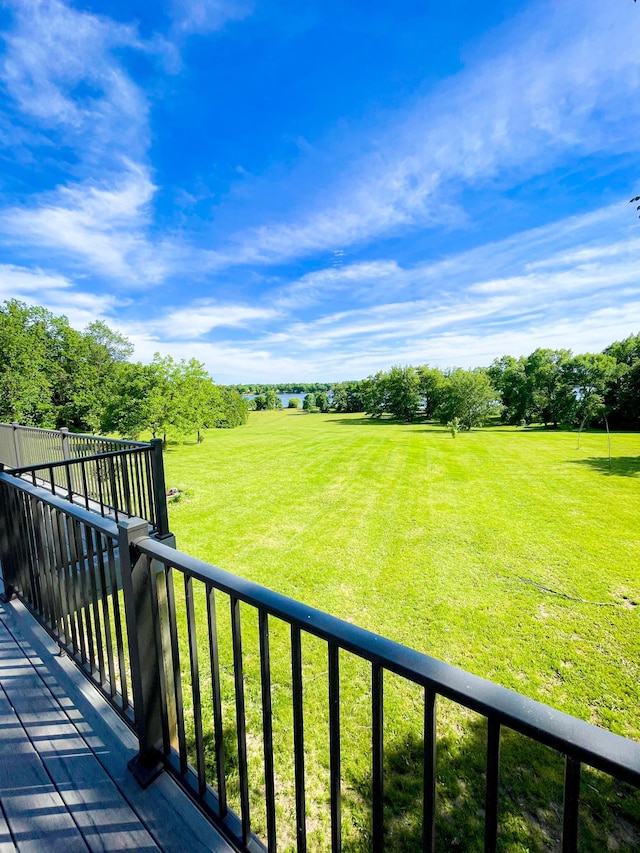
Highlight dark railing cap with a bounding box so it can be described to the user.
[135,533,640,788]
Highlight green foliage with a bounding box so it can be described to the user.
[287,397,300,408]
[436,368,498,429]
[447,416,460,437]
[417,365,446,419]
[332,381,365,412]
[315,391,330,412]
[0,300,247,438]
[362,366,420,421]
[302,392,316,411]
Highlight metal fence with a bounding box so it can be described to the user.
[0,473,133,719]
[0,422,148,468]
[1,471,638,852]
[0,423,169,536]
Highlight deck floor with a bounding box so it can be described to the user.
[0,597,233,853]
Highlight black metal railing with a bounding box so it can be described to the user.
[0,421,148,468]
[7,448,166,535]
[0,470,638,852]
[0,423,169,536]
[0,473,133,719]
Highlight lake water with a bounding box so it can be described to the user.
[244,393,306,407]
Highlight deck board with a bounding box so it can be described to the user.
[0,599,234,853]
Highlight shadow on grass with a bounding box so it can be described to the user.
[328,416,445,432]
[341,718,640,853]
[570,457,640,478]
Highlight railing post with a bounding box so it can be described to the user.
[59,427,70,460]
[0,468,16,601]
[118,516,165,787]
[11,423,23,468]
[150,438,171,539]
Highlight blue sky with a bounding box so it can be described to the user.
[1,0,639,383]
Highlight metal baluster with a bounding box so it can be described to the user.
[165,565,187,774]
[185,574,206,795]
[107,537,128,710]
[206,584,227,817]
[372,663,384,853]
[96,457,106,518]
[85,525,106,683]
[423,688,437,853]
[81,460,90,510]
[95,530,116,695]
[484,719,501,852]
[562,756,581,853]
[66,514,87,664]
[75,519,95,671]
[291,624,307,853]
[122,453,133,516]
[328,643,342,852]
[230,596,251,845]
[259,610,277,850]
[108,456,119,522]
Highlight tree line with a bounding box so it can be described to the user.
[229,382,331,395]
[0,300,248,440]
[2,299,637,437]
[328,338,640,429]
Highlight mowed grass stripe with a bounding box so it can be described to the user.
[165,411,639,736]
[162,410,639,850]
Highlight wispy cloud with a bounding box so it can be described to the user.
[170,0,254,35]
[1,0,149,163]
[206,0,640,269]
[0,263,126,327]
[153,300,279,338]
[140,203,640,381]
[0,163,178,283]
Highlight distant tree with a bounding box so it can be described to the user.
[488,355,533,425]
[315,391,330,412]
[362,372,389,417]
[0,301,54,425]
[101,362,157,438]
[332,381,365,412]
[437,369,498,429]
[288,397,300,408]
[417,365,446,419]
[264,389,283,410]
[385,365,420,421]
[567,352,623,430]
[303,393,316,411]
[525,349,575,428]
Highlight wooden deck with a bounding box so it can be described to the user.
[0,597,234,853]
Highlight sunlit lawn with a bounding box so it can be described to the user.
[161,411,640,851]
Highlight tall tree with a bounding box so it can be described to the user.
[525,349,575,428]
[436,369,498,429]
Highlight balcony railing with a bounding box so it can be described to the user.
[0,459,638,851]
[0,422,169,536]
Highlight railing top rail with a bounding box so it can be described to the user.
[136,533,640,788]
[0,472,120,539]
[0,422,149,448]
[9,445,151,475]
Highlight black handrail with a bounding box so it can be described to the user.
[1,470,638,853]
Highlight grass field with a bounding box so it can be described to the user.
[161,411,640,851]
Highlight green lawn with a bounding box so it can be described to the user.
[161,411,640,851]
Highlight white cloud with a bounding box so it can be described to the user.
[1,0,149,162]
[0,164,176,283]
[0,263,126,327]
[154,300,279,338]
[150,204,640,381]
[171,0,254,35]
[206,0,640,269]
